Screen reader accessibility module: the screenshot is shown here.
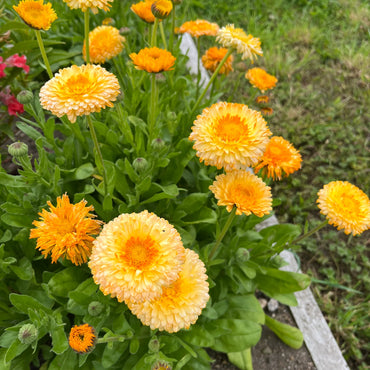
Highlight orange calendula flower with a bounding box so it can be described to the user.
[317,181,370,236]
[217,24,263,62]
[261,107,274,116]
[254,136,302,180]
[39,64,120,123]
[209,170,273,217]
[255,95,269,104]
[128,249,209,333]
[202,47,234,75]
[177,19,219,38]
[89,211,186,303]
[30,194,102,265]
[69,324,96,354]
[83,26,125,64]
[130,47,176,73]
[131,0,156,23]
[189,102,272,171]
[246,67,278,92]
[13,0,57,31]
[63,0,113,14]
[151,0,173,19]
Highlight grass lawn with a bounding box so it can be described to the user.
[185,0,369,367]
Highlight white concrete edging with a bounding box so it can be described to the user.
[179,32,350,370]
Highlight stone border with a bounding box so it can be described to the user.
[179,32,350,370]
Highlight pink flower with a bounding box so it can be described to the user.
[6,95,24,116]
[6,54,30,74]
[0,57,7,78]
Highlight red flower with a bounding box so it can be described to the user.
[6,54,30,73]
[0,57,7,78]
[6,95,24,116]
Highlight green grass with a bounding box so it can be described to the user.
[186,0,370,367]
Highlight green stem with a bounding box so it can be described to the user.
[151,18,159,47]
[149,73,157,143]
[34,30,53,79]
[169,5,175,52]
[159,21,168,49]
[97,336,126,344]
[289,220,329,246]
[245,348,253,370]
[190,48,234,117]
[61,116,88,152]
[84,10,90,63]
[196,37,201,100]
[209,207,237,261]
[86,115,108,195]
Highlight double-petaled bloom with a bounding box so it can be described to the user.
[63,0,113,14]
[177,19,219,38]
[202,47,234,75]
[246,67,278,92]
[130,47,176,73]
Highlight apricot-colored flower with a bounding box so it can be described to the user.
[39,64,120,123]
[131,0,156,23]
[217,24,263,62]
[13,0,57,30]
[89,211,186,303]
[151,0,173,19]
[254,136,302,180]
[30,194,102,265]
[202,47,234,75]
[177,20,219,38]
[130,47,176,73]
[317,181,370,235]
[189,102,272,171]
[210,170,272,217]
[128,249,209,333]
[69,324,96,354]
[63,0,113,14]
[83,26,125,64]
[246,67,278,92]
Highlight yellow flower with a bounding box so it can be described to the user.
[151,0,173,19]
[246,67,278,92]
[217,24,263,62]
[128,249,209,333]
[254,136,302,180]
[177,20,219,38]
[209,170,272,217]
[83,26,125,64]
[317,181,370,235]
[39,64,120,123]
[13,0,57,31]
[131,0,156,23]
[130,47,176,73]
[89,211,186,303]
[69,324,96,354]
[63,0,113,14]
[30,194,102,266]
[189,102,272,171]
[202,47,234,75]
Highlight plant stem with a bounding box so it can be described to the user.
[190,48,233,117]
[289,220,329,246]
[84,10,90,63]
[86,115,108,195]
[149,73,157,144]
[209,207,237,261]
[196,37,201,100]
[169,5,175,52]
[159,21,168,49]
[151,18,159,47]
[34,30,53,79]
[245,348,253,370]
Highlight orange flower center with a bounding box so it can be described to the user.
[123,235,158,269]
[339,193,359,217]
[67,75,91,95]
[215,114,248,142]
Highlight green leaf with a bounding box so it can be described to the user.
[227,348,253,370]
[9,294,52,315]
[129,338,140,355]
[74,163,95,180]
[48,348,77,370]
[179,326,215,347]
[140,184,179,205]
[50,324,68,354]
[9,257,33,280]
[225,295,265,324]
[0,174,26,188]
[4,339,29,364]
[264,315,304,349]
[176,193,209,215]
[2,40,65,59]
[48,267,89,297]
[259,224,301,250]
[102,342,129,368]
[181,208,217,225]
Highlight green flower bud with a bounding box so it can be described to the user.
[18,324,38,345]
[151,138,165,151]
[236,248,250,263]
[167,111,177,121]
[148,337,160,353]
[8,142,28,158]
[16,90,34,105]
[88,301,104,316]
[133,157,149,174]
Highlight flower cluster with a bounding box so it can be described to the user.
[0,54,30,78]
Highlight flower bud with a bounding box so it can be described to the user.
[8,141,28,158]
[133,157,149,173]
[151,0,173,19]
[151,138,165,151]
[172,0,182,5]
[151,360,172,370]
[18,324,38,345]
[16,90,33,104]
[148,337,160,353]
[88,301,104,316]
[166,111,176,121]
[236,248,250,263]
